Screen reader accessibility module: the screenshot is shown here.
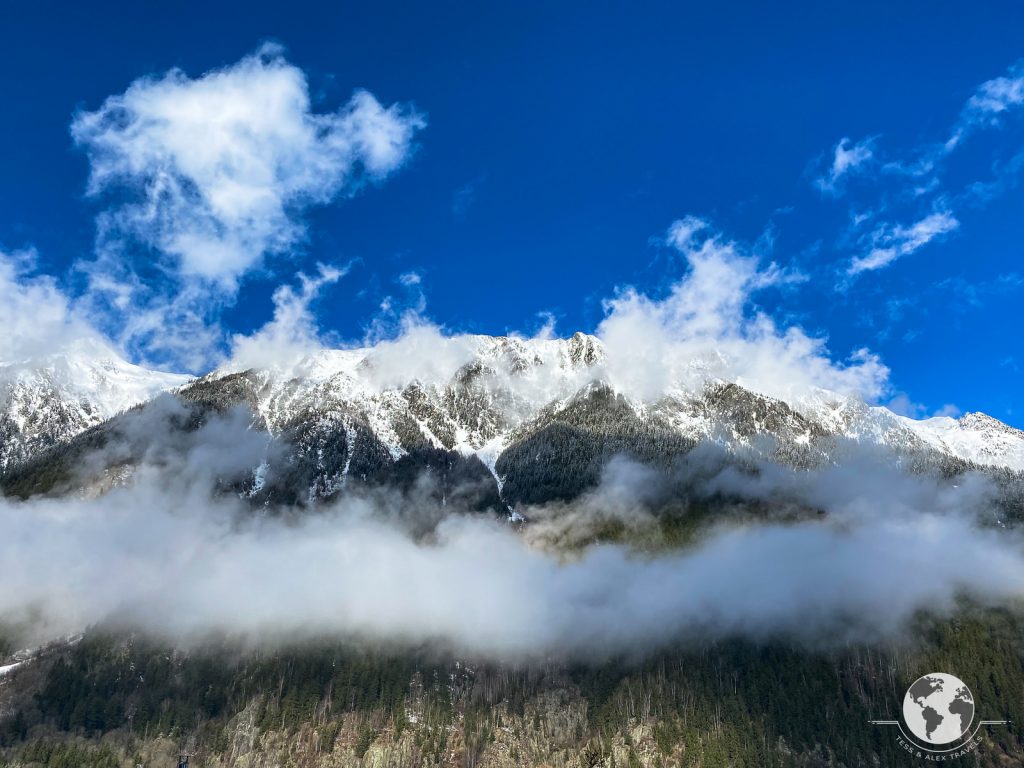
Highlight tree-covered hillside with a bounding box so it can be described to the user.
[2,609,1023,767]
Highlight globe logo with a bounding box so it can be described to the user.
[902,673,975,745]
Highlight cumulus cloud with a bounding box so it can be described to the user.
[73,44,423,287]
[251,215,891,411]
[228,263,346,373]
[126,211,892,413]
[848,209,959,275]
[597,219,888,403]
[814,137,874,194]
[71,44,424,370]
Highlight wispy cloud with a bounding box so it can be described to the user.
[934,271,1024,311]
[814,137,874,195]
[860,270,1024,344]
[959,147,1024,206]
[887,392,961,420]
[849,209,959,275]
[398,271,422,286]
[816,59,1024,278]
[949,59,1024,149]
[452,181,477,217]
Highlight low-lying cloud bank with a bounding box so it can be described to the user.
[5,492,1020,656]
[1,414,1022,659]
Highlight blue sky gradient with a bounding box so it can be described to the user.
[1,1,1022,423]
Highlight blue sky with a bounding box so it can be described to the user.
[1,1,1023,423]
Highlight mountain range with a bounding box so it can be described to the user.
[4,334,1024,767]
[2,332,1023,507]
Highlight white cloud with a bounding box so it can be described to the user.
[78,266,227,373]
[71,44,425,370]
[360,320,478,390]
[817,60,1024,279]
[1,435,1022,655]
[949,60,1024,149]
[330,217,887,407]
[73,44,423,287]
[815,137,874,194]
[103,212,891,409]
[885,392,921,418]
[848,209,959,275]
[665,214,710,250]
[228,264,346,373]
[0,249,114,365]
[597,220,888,403]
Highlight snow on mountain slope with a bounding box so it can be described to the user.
[0,339,190,471]
[902,412,1024,472]
[200,331,1024,487]
[4,331,1022,490]
[212,332,603,452]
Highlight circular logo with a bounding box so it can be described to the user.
[902,673,975,745]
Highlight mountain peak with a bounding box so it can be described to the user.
[4,333,1024,485]
[959,411,1024,437]
[0,346,189,471]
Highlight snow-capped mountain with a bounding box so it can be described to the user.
[212,332,1024,467]
[0,339,190,472]
[2,332,1022,502]
[904,411,1024,472]
[175,332,1024,506]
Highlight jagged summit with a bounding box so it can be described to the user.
[906,411,1024,472]
[2,332,1022,500]
[216,332,605,386]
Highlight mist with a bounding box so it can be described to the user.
[2,405,1023,660]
